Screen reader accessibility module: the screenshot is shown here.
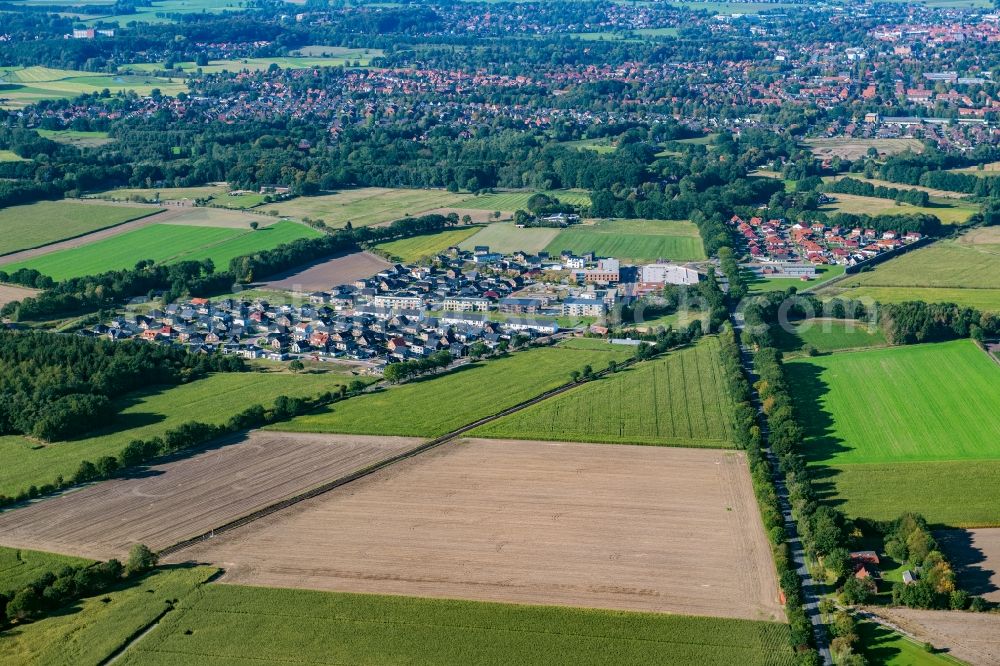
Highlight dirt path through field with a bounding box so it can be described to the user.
[170,438,783,621]
[0,205,176,266]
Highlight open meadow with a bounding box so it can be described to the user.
[773,318,886,356]
[950,160,1000,176]
[787,340,1000,527]
[788,340,1000,465]
[170,438,784,620]
[257,188,467,228]
[0,200,159,256]
[747,264,845,294]
[0,546,91,595]
[819,193,977,225]
[458,222,562,254]
[456,189,592,211]
[0,66,186,108]
[0,432,422,560]
[816,237,1000,313]
[0,371,360,499]
[373,227,480,262]
[123,584,794,665]
[473,337,738,448]
[1,219,319,280]
[273,344,634,438]
[544,218,705,262]
[95,184,229,203]
[0,565,217,666]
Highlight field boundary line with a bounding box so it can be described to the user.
[158,354,641,558]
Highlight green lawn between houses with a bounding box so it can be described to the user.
[0,201,158,256]
[0,372,356,499]
[786,340,1000,528]
[472,336,738,448]
[273,344,633,438]
[121,584,795,666]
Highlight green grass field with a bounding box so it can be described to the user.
[257,188,468,228]
[787,341,1000,527]
[274,345,632,438]
[747,264,846,294]
[459,222,562,254]
[666,0,799,13]
[0,201,158,256]
[0,565,217,666]
[774,319,886,356]
[788,340,1000,465]
[473,337,738,447]
[456,189,592,211]
[79,0,251,24]
[0,546,92,595]
[0,66,186,109]
[374,227,481,262]
[35,129,113,147]
[816,240,1000,313]
[816,460,1000,528]
[122,585,795,666]
[544,218,705,262]
[0,372,353,498]
[819,193,977,225]
[3,220,318,280]
[950,160,1000,176]
[0,149,26,161]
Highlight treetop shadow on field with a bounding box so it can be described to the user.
[857,621,909,664]
[935,529,998,598]
[783,361,849,506]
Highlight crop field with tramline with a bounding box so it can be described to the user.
[473,337,737,447]
[458,222,562,253]
[373,227,480,262]
[121,584,794,665]
[274,344,634,438]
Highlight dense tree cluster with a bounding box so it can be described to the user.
[0,543,157,630]
[0,329,243,441]
[880,301,1000,345]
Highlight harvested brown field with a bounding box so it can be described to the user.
[0,283,38,307]
[870,607,1000,666]
[261,250,391,292]
[0,432,422,561]
[171,438,783,621]
[938,528,1000,602]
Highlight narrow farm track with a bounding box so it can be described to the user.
[158,355,641,558]
[732,315,833,665]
